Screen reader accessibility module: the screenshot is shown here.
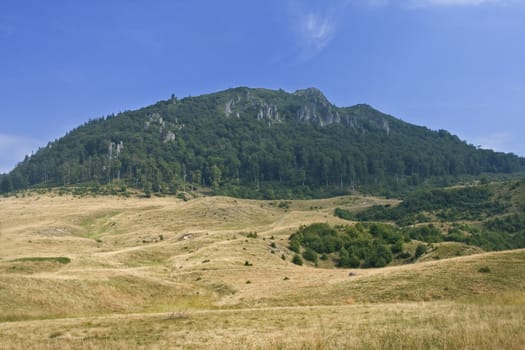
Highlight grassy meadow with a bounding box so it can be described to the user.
[0,191,524,349]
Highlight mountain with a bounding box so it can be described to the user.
[1,87,524,197]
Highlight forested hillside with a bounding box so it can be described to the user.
[334,180,525,253]
[2,87,523,198]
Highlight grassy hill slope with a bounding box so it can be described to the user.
[0,193,524,349]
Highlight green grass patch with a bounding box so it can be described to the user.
[79,209,123,240]
[12,256,71,264]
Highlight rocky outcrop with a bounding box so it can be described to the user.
[219,87,390,133]
[294,88,340,126]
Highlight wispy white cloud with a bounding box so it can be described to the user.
[287,0,513,60]
[0,133,42,174]
[302,12,334,49]
[288,1,349,60]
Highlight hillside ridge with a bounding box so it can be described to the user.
[1,87,523,197]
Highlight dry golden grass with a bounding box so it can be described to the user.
[0,192,524,349]
[418,241,485,262]
[0,301,523,349]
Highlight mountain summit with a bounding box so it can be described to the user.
[1,87,523,197]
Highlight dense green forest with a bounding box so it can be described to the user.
[291,182,525,269]
[335,186,507,225]
[332,181,525,255]
[289,217,525,269]
[289,223,401,268]
[2,87,524,198]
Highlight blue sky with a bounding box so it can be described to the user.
[1,0,524,173]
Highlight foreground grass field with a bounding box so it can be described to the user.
[2,299,524,350]
[0,192,524,349]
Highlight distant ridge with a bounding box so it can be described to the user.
[1,87,523,197]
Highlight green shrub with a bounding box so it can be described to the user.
[13,256,71,264]
[364,242,393,268]
[292,254,303,266]
[289,238,301,253]
[415,244,427,258]
[278,201,290,209]
[397,251,411,259]
[334,207,354,220]
[302,247,318,263]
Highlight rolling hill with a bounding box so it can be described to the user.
[2,87,524,198]
[0,192,524,349]
[2,87,524,348]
